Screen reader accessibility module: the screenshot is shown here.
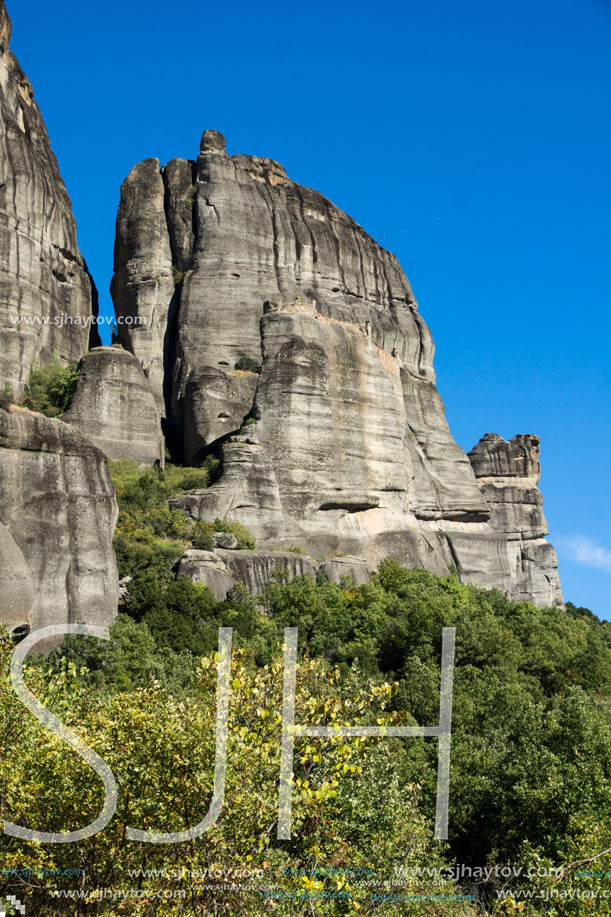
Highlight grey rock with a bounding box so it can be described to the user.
[176,549,234,602]
[0,405,119,643]
[468,434,563,607]
[320,556,373,586]
[217,549,319,597]
[176,547,319,600]
[118,574,132,605]
[0,1,98,400]
[172,300,509,590]
[212,531,238,549]
[63,346,164,466]
[0,519,34,635]
[110,158,176,414]
[113,130,564,607]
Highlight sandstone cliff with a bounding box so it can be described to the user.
[114,129,564,607]
[0,405,119,641]
[0,1,98,399]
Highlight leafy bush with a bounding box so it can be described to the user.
[21,359,79,416]
[1,633,471,916]
[234,355,261,373]
[213,517,256,550]
[191,521,215,550]
[11,560,611,914]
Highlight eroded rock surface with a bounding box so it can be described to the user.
[0,1,98,399]
[63,346,164,466]
[176,547,351,601]
[171,299,513,592]
[114,129,564,607]
[468,433,563,607]
[0,405,119,638]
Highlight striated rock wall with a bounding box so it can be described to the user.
[468,433,563,607]
[171,299,515,593]
[0,405,119,640]
[0,1,98,399]
[175,547,370,601]
[63,346,165,466]
[114,129,564,607]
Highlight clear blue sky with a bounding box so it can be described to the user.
[9,0,611,617]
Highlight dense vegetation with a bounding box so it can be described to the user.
[20,359,79,416]
[1,462,610,915]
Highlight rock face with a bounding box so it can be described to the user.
[175,547,367,601]
[468,433,563,608]
[114,129,564,607]
[63,346,165,466]
[0,1,98,400]
[0,405,119,641]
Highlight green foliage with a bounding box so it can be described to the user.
[171,264,185,285]
[3,559,611,913]
[185,183,197,208]
[0,633,474,916]
[0,383,14,409]
[21,359,79,416]
[235,355,261,373]
[213,517,256,550]
[191,521,215,550]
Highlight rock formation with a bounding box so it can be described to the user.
[468,433,563,608]
[63,346,165,466]
[112,129,564,607]
[0,405,119,642]
[176,547,370,602]
[0,1,98,400]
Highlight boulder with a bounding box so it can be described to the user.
[212,531,238,549]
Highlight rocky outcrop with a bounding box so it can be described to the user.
[175,547,368,601]
[0,519,34,635]
[0,1,98,400]
[63,346,165,466]
[110,159,176,416]
[171,298,514,592]
[468,433,563,607]
[114,129,564,607]
[0,405,119,641]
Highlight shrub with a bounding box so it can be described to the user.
[191,521,215,551]
[0,384,14,409]
[213,517,256,550]
[234,355,261,373]
[21,359,79,417]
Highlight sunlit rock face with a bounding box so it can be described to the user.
[114,129,563,607]
[63,347,165,467]
[468,433,563,608]
[0,405,119,642]
[0,1,98,400]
